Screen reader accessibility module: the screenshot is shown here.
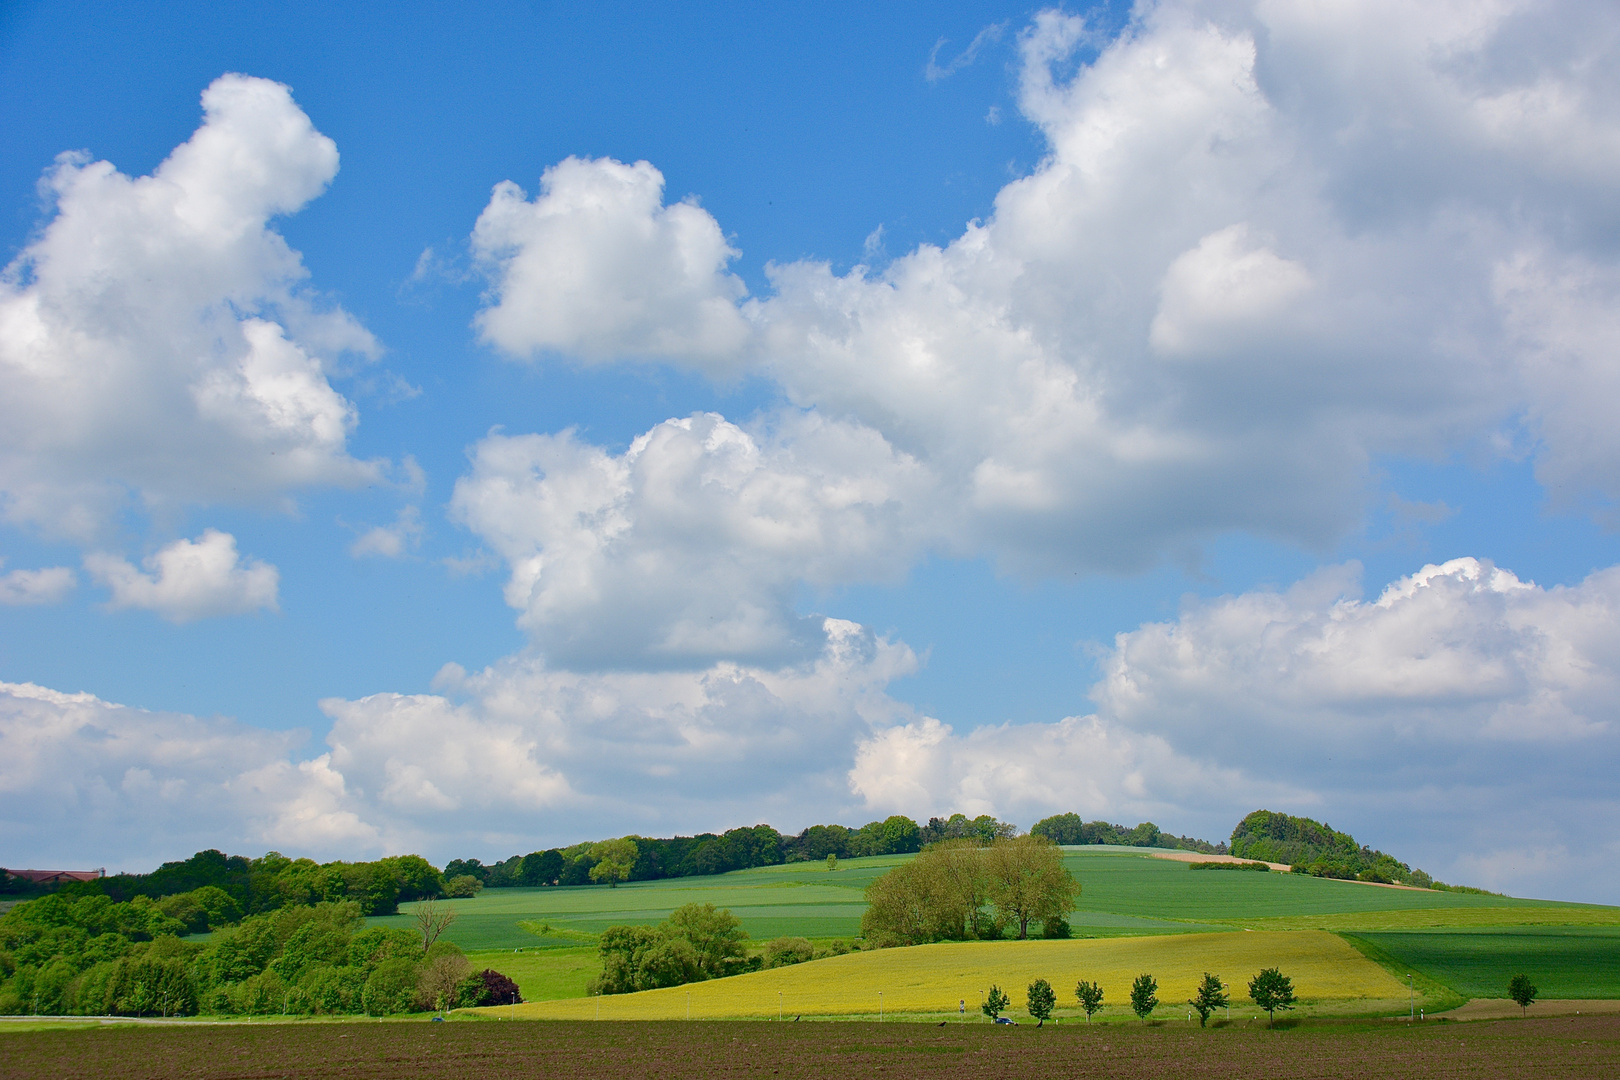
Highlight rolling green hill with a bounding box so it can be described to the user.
[369,846,1620,1009]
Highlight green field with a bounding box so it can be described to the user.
[367,856,908,950]
[374,847,1600,951]
[366,847,1620,1010]
[1345,928,1620,1000]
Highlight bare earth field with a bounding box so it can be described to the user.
[2,1016,1617,1079]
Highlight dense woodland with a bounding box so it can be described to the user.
[1029,814,1228,854]
[1228,809,1485,889]
[0,891,518,1017]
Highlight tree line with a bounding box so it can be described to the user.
[441,813,1021,891]
[1029,814,1228,855]
[2,849,445,918]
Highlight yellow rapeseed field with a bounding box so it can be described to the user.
[479,930,1416,1021]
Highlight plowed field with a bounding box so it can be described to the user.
[2,1015,1616,1079]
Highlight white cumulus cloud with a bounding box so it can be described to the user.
[0,73,383,541]
[464,0,1620,576]
[451,412,930,668]
[0,561,75,605]
[85,529,279,622]
[0,681,376,870]
[471,156,750,370]
[0,621,920,867]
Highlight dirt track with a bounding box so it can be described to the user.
[3,1015,1617,1079]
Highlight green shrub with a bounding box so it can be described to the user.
[763,937,815,968]
[362,958,420,1015]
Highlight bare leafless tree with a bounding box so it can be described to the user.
[414,900,457,952]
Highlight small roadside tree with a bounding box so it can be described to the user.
[1508,973,1537,1016]
[982,984,1009,1020]
[1027,978,1056,1023]
[1190,972,1228,1027]
[1248,967,1297,1026]
[827,854,837,872]
[1076,979,1104,1022]
[1129,973,1158,1021]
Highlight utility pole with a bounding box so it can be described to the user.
[1408,974,1413,1022]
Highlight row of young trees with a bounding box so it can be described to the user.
[0,890,518,1017]
[981,968,1298,1026]
[859,835,1081,945]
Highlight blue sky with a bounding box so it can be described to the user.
[2,1,1619,904]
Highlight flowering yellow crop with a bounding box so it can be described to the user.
[479,930,1416,1021]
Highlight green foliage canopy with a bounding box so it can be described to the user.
[1026,978,1056,1022]
[1075,979,1104,1021]
[860,836,1080,946]
[1129,973,1158,1020]
[1508,973,1537,1014]
[1189,972,1228,1026]
[1248,967,1297,1025]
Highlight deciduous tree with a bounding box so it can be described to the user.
[1129,973,1158,1020]
[1027,978,1056,1023]
[1248,967,1296,1025]
[1508,973,1537,1015]
[1190,972,1227,1026]
[1076,979,1104,1021]
[665,902,750,978]
[412,900,456,952]
[982,984,1009,1020]
[588,838,639,887]
[983,835,1081,940]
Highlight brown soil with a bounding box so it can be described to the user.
[3,1015,1617,1079]
[1433,998,1620,1021]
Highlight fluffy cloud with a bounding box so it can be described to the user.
[0,681,375,870]
[849,713,1291,832]
[0,621,919,867]
[0,562,75,605]
[1096,558,1620,765]
[466,0,1620,577]
[9,556,1620,899]
[841,556,1620,901]
[1094,557,1620,898]
[0,74,382,541]
[471,156,750,369]
[451,412,929,668]
[85,529,278,622]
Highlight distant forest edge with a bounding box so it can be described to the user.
[3,809,1481,915]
